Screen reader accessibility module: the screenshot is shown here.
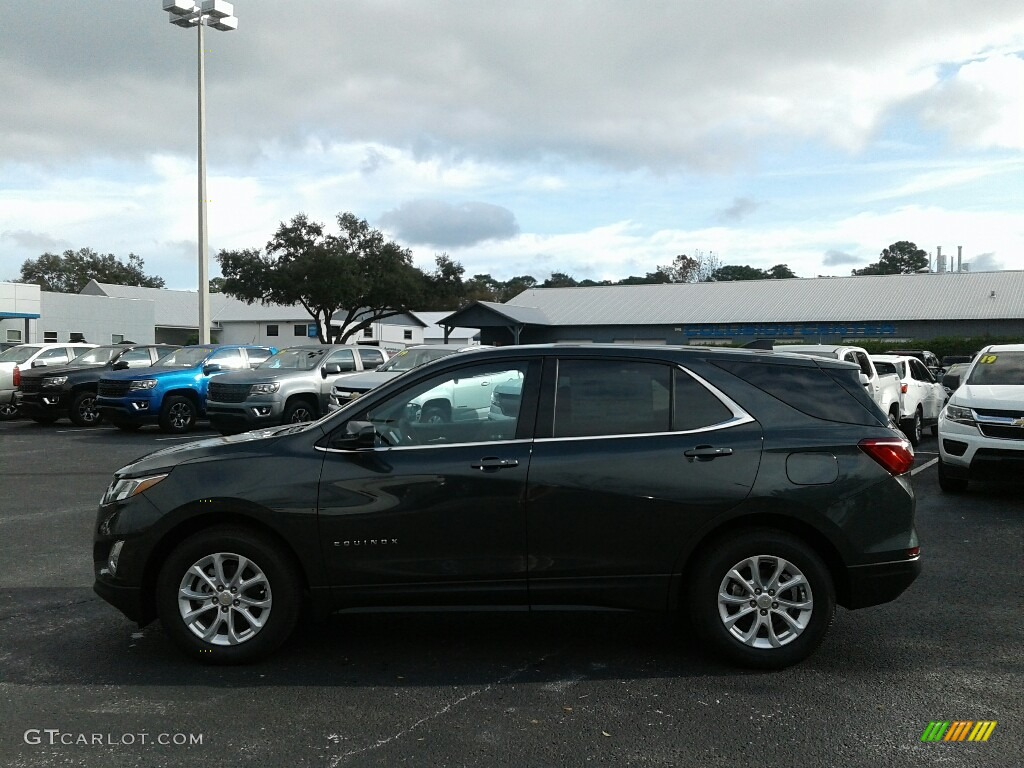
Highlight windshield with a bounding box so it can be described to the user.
[0,345,41,364]
[965,351,1024,386]
[69,346,122,366]
[154,347,214,368]
[258,347,328,371]
[378,347,458,372]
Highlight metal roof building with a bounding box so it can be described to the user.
[441,271,1024,346]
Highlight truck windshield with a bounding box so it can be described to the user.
[966,351,1024,386]
[0,346,41,364]
[69,347,122,366]
[154,347,215,368]
[378,347,458,372]
[258,348,328,371]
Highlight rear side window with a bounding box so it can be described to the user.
[553,360,733,438]
[713,359,883,426]
[359,348,385,367]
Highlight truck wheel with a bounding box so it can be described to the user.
[156,526,301,664]
[69,391,103,427]
[160,396,196,434]
[283,400,317,424]
[687,529,835,669]
[0,403,18,420]
[937,460,968,493]
[420,404,449,424]
[901,409,922,447]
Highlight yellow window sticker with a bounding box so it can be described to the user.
[978,354,998,364]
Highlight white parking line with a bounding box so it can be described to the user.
[912,458,938,475]
[155,435,201,441]
[55,427,118,433]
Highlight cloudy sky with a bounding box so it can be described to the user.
[2,1,1023,290]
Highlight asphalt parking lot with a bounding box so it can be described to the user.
[0,418,1020,767]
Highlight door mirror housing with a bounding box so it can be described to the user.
[338,420,377,448]
[202,363,223,376]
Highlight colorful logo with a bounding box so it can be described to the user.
[921,721,997,742]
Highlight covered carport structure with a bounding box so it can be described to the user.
[438,301,551,345]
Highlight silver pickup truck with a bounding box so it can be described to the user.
[206,344,388,434]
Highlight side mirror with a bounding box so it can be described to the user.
[202,363,223,376]
[858,372,870,387]
[944,373,961,390]
[112,360,129,371]
[322,363,342,377]
[340,420,377,448]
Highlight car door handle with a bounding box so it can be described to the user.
[683,445,734,461]
[471,457,519,471]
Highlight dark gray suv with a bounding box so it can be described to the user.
[94,344,919,669]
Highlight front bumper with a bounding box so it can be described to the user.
[16,391,67,417]
[206,398,285,428]
[938,411,1024,482]
[96,395,160,424]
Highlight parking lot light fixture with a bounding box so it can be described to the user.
[161,0,238,344]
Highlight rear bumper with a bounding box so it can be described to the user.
[843,556,921,609]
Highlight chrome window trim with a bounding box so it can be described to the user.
[316,437,534,454]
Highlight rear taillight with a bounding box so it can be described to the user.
[859,437,915,475]
[12,366,20,387]
[900,383,908,394]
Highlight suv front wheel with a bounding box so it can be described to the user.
[688,530,835,669]
[156,527,301,664]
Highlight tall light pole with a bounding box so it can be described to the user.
[163,1,238,344]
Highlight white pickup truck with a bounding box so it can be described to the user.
[775,344,903,424]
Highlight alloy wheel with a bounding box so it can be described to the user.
[716,554,814,649]
[176,552,273,646]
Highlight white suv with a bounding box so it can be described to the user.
[0,342,96,419]
[936,343,1024,492]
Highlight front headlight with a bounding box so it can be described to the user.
[250,382,281,394]
[129,379,157,391]
[102,473,169,505]
[944,403,975,426]
[42,376,68,387]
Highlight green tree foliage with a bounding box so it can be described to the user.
[17,248,165,293]
[852,241,929,275]
[218,212,424,344]
[208,277,226,293]
[657,251,722,283]
[420,253,466,310]
[712,263,799,281]
[541,272,579,288]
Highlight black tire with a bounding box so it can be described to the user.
[937,459,968,493]
[31,414,60,425]
[156,526,301,664]
[688,529,835,670]
[420,404,449,424]
[159,395,196,434]
[69,391,103,427]
[0,402,18,421]
[901,409,922,447]
[282,399,317,424]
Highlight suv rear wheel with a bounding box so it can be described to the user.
[688,530,835,669]
[156,527,301,664]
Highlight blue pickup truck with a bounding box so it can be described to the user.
[96,344,276,434]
